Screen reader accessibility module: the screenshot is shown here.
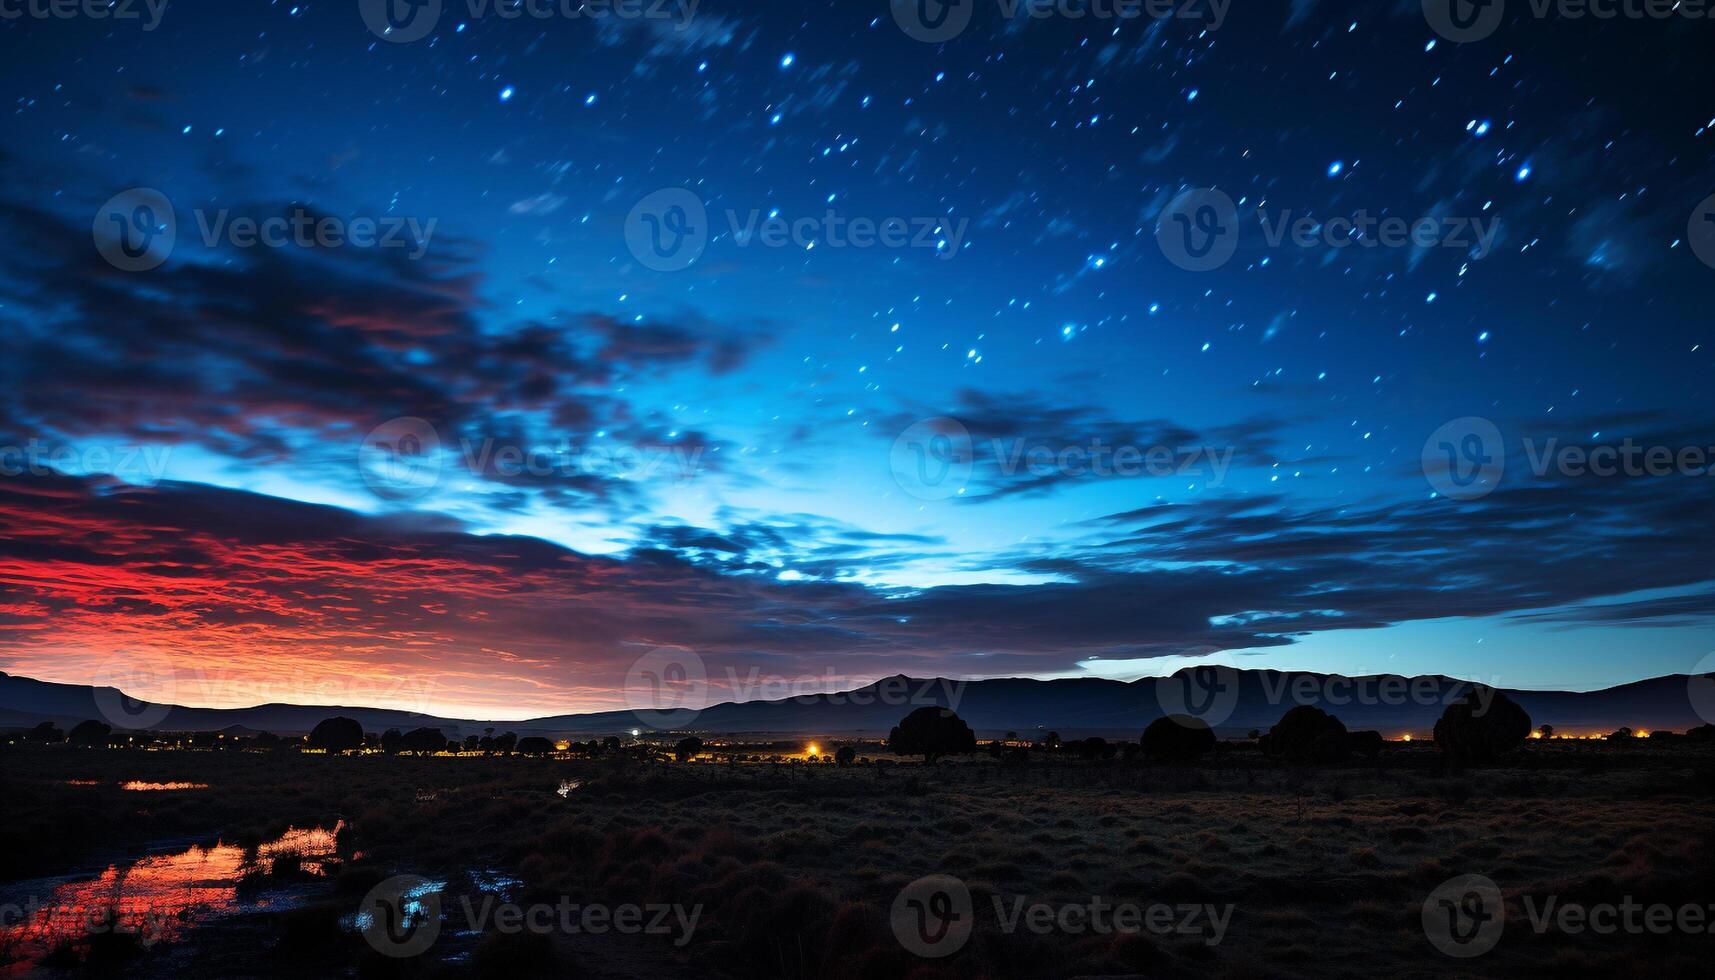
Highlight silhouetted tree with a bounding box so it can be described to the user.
[1042,731,1061,750]
[254,731,281,749]
[1139,715,1216,763]
[380,728,403,754]
[400,727,447,754]
[515,736,555,755]
[1607,727,1634,741]
[674,736,704,762]
[888,707,976,764]
[1688,724,1715,739]
[1433,689,1532,765]
[1260,706,1349,764]
[835,746,856,767]
[1537,724,1555,740]
[307,717,364,754]
[28,721,64,743]
[601,735,621,753]
[68,719,112,746]
[492,732,517,754]
[1073,736,1114,760]
[463,735,480,752]
[1346,730,1385,760]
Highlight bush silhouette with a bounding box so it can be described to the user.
[834,746,856,767]
[28,721,64,743]
[1260,706,1348,764]
[400,727,447,754]
[1346,730,1385,760]
[674,736,703,762]
[1139,715,1216,763]
[68,719,112,746]
[1433,688,1532,765]
[307,717,363,754]
[888,706,976,763]
[515,736,555,755]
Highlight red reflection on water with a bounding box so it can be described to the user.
[0,823,342,973]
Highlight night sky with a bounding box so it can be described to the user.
[1,0,1713,719]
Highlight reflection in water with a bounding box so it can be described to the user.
[119,782,211,792]
[0,823,343,974]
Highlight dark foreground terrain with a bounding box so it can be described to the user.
[3,741,1713,978]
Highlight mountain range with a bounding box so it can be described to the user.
[2,668,1708,739]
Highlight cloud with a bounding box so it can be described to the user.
[0,199,763,511]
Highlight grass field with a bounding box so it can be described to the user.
[3,740,1713,978]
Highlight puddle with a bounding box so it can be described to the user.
[0,823,343,973]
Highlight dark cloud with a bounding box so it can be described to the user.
[882,388,1287,501]
[0,199,762,510]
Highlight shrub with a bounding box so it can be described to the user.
[1138,715,1216,763]
[306,717,363,754]
[1346,730,1385,760]
[1259,706,1348,764]
[1433,688,1532,765]
[68,719,112,746]
[674,736,704,762]
[887,707,976,764]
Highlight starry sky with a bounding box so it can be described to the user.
[0,0,1712,719]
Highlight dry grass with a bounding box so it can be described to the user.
[3,741,1713,978]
